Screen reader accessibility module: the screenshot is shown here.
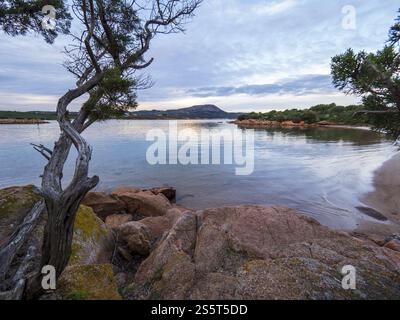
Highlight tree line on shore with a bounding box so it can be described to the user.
[237,103,369,126]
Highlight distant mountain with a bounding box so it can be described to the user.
[127,105,243,119]
[0,105,243,121]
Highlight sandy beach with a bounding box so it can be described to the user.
[356,152,400,236]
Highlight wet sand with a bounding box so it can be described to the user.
[356,152,400,237]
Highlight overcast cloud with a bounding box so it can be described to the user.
[0,0,398,112]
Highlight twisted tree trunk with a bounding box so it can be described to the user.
[0,72,105,300]
[39,126,99,278]
[23,84,102,299]
[0,84,101,300]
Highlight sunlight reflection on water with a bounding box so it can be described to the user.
[0,119,397,229]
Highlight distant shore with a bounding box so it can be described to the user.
[231,118,370,130]
[0,119,49,125]
[0,118,373,129]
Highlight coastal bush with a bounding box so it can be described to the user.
[331,9,400,137]
[237,104,369,125]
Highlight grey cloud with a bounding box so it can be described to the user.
[0,0,399,111]
[186,74,334,97]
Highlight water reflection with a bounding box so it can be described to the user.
[0,119,397,230]
[240,126,388,144]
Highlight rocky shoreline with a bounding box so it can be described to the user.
[0,119,49,125]
[1,175,400,300]
[231,119,369,130]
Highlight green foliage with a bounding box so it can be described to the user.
[62,1,156,121]
[0,0,71,43]
[363,95,400,137]
[330,8,400,137]
[84,68,138,121]
[238,104,369,125]
[389,9,400,46]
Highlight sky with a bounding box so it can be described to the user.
[0,0,398,112]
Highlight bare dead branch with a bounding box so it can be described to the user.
[0,200,45,283]
[31,143,53,161]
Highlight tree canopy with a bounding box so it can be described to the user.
[0,0,71,42]
[331,9,400,137]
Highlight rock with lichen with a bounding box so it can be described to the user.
[131,206,400,300]
[0,186,114,266]
[4,186,400,300]
[0,185,42,246]
[0,186,117,300]
[69,205,114,266]
[57,264,122,300]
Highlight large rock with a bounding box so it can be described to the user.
[150,187,176,202]
[131,206,400,300]
[112,187,172,218]
[82,192,126,220]
[0,186,114,267]
[0,185,42,246]
[58,264,121,300]
[0,186,117,301]
[138,208,184,241]
[384,239,400,252]
[69,205,114,266]
[112,186,142,195]
[133,211,197,299]
[116,208,185,255]
[117,221,152,256]
[105,214,133,230]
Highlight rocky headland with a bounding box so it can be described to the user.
[1,163,399,299]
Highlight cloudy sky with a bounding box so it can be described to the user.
[0,0,398,112]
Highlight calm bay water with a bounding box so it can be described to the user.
[0,119,397,229]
